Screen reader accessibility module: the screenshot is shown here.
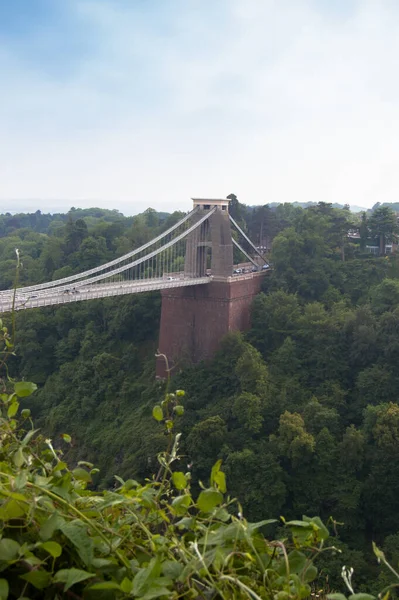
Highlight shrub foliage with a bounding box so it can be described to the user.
[0,329,335,599]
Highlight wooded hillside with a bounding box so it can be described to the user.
[2,200,399,593]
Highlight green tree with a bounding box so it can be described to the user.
[363,403,399,535]
[227,192,247,227]
[76,235,108,270]
[65,217,89,254]
[271,411,315,465]
[249,291,301,357]
[370,278,399,314]
[368,205,399,255]
[359,211,369,251]
[225,447,286,520]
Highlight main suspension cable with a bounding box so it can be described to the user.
[12,206,200,294]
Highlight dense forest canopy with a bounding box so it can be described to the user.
[2,199,399,592]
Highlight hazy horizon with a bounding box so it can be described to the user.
[0,198,373,217]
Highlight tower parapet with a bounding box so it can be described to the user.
[191,198,230,212]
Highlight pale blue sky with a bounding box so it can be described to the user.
[1,0,399,214]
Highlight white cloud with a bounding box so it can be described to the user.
[1,0,399,214]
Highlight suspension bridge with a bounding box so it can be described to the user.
[0,198,268,314]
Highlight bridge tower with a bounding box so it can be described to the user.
[156,199,264,378]
[184,199,233,278]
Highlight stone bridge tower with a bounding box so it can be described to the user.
[156,199,264,378]
[184,199,233,278]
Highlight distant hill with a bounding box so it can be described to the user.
[370,202,399,213]
[265,201,368,213]
[0,207,171,236]
[251,201,399,214]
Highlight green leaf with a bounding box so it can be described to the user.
[0,490,27,503]
[303,562,318,582]
[53,461,68,473]
[40,512,64,541]
[14,470,27,490]
[198,521,244,546]
[61,433,72,443]
[302,515,329,541]
[7,400,19,418]
[328,595,348,600]
[21,408,31,418]
[133,558,162,596]
[91,558,115,569]
[282,550,306,575]
[213,470,226,493]
[54,568,94,591]
[0,498,27,520]
[14,381,37,398]
[152,405,163,421]
[60,519,94,566]
[141,584,173,600]
[72,467,92,483]
[20,570,51,590]
[210,459,227,493]
[13,447,25,468]
[372,542,385,561]
[197,489,223,512]
[171,494,192,515]
[172,471,187,490]
[173,405,184,416]
[286,520,313,528]
[78,461,94,468]
[211,459,222,483]
[285,519,316,545]
[23,555,42,567]
[21,429,39,447]
[247,519,277,532]
[0,579,9,600]
[120,578,133,593]
[0,539,20,561]
[349,595,377,600]
[213,507,231,522]
[41,541,62,558]
[175,516,194,530]
[89,581,122,590]
[162,561,184,580]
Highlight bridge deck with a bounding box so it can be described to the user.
[0,268,268,314]
[0,277,211,313]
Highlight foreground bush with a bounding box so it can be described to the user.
[0,372,338,600]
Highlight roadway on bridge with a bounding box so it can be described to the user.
[0,269,266,314]
[0,277,211,313]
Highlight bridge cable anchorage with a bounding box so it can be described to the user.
[232,238,259,267]
[229,214,269,265]
[5,207,217,298]
[9,206,200,294]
